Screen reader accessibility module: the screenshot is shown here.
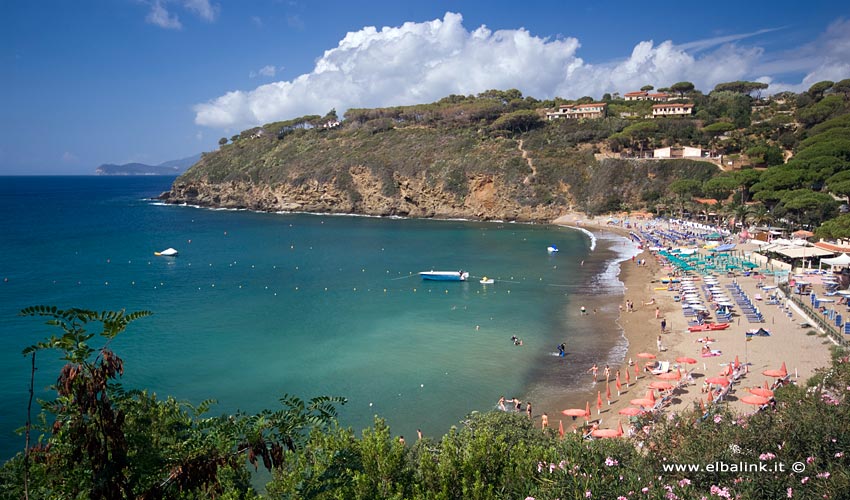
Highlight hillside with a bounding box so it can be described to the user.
[163,80,850,230]
[95,153,200,176]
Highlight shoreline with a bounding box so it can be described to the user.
[543,211,834,431]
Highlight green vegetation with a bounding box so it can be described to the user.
[5,307,850,499]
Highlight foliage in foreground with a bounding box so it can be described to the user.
[4,308,850,499]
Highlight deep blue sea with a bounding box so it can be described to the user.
[0,176,635,459]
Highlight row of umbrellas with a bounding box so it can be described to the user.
[559,359,788,437]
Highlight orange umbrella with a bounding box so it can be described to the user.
[706,376,730,386]
[629,398,654,408]
[606,382,612,404]
[706,390,713,406]
[618,407,644,416]
[741,395,770,405]
[676,356,697,364]
[615,372,622,394]
[637,352,656,359]
[617,421,624,436]
[558,419,565,438]
[596,391,603,414]
[657,370,680,380]
[625,367,631,386]
[562,408,589,417]
[734,355,741,369]
[585,401,591,418]
[699,399,706,412]
[634,362,640,379]
[646,389,656,404]
[749,387,774,398]
[763,362,788,378]
[591,428,622,438]
[649,381,674,391]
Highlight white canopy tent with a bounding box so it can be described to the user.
[821,253,850,269]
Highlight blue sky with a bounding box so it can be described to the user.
[2,0,849,175]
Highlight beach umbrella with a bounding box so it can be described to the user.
[597,391,603,414]
[629,398,655,408]
[618,407,644,416]
[615,373,622,395]
[562,408,589,417]
[637,352,656,359]
[617,421,624,436]
[734,355,741,369]
[606,382,612,405]
[625,367,631,386]
[676,356,697,364]
[699,399,706,412]
[585,401,591,419]
[705,376,730,386]
[749,387,774,398]
[706,391,713,406]
[657,370,680,380]
[634,362,640,379]
[558,419,564,438]
[646,389,656,404]
[649,381,674,391]
[763,362,788,378]
[740,395,770,406]
[591,427,622,439]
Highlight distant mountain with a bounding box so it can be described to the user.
[95,153,201,175]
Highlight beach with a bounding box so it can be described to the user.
[545,212,835,433]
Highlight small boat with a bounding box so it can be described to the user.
[547,245,559,253]
[687,322,730,332]
[154,247,178,257]
[419,271,469,281]
[479,276,495,284]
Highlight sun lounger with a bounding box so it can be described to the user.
[650,361,670,375]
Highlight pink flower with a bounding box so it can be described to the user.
[787,487,793,498]
[806,456,815,464]
[817,472,831,479]
[678,478,691,487]
[618,497,628,500]
[714,414,723,423]
[759,452,776,461]
[585,491,592,498]
[605,457,619,466]
[526,497,536,500]
[835,452,844,458]
[801,477,809,484]
[642,487,650,493]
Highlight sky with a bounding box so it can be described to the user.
[2,0,850,175]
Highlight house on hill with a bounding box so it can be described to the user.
[652,103,694,118]
[653,146,706,158]
[546,103,607,120]
[623,91,671,102]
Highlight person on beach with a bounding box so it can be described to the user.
[655,306,661,319]
[541,412,548,429]
[588,363,598,382]
[417,429,423,440]
[498,396,507,411]
[580,306,587,315]
[660,319,667,332]
[526,402,532,418]
[604,365,611,382]
[399,436,405,445]
[657,335,663,351]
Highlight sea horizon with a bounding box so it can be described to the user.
[0,176,635,460]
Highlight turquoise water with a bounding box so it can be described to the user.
[0,176,631,459]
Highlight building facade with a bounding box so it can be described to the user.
[546,103,608,120]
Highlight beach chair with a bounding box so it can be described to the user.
[650,361,670,375]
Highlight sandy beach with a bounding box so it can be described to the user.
[544,212,836,433]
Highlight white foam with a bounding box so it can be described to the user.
[556,223,597,251]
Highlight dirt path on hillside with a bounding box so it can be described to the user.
[518,139,537,185]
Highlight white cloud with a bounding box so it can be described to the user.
[194,12,850,130]
[146,1,181,29]
[184,0,218,22]
[249,65,278,78]
[145,0,219,29]
[62,152,78,163]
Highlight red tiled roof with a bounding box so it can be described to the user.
[649,93,669,98]
[815,241,850,252]
[624,91,648,96]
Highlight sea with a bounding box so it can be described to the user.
[0,176,639,460]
